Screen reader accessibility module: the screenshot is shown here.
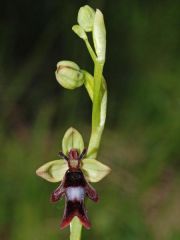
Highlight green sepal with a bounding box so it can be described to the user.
[62,127,84,155]
[82,158,111,182]
[36,160,68,182]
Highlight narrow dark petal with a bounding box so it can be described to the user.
[85,183,99,202]
[58,151,69,160]
[78,148,87,160]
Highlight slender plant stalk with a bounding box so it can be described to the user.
[84,39,97,63]
[88,61,105,159]
[70,6,107,240]
[92,62,103,129]
[70,63,106,240]
[70,217,82,240]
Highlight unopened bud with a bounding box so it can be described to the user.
[72,25,87,40]
[93,9,106,62]
[77,5,95,32]
[55,61,84,90]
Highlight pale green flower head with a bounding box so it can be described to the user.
[77,5,95,32]
[55,61,84,90]
[36,127,111,183]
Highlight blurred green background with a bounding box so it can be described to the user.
[1,0,180,239]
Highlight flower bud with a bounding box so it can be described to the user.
[72,24,87,40]
[77,5,95,32]
[55,61,84,89]
[93,9,106,62]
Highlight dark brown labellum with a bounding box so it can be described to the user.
[51,148,98,229]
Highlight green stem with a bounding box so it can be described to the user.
[87,60,106,159]
[92,61,103,129]
[84,39,97,63]
[70,7,107,239]
[70,217,82,240]
[70,63,107,240]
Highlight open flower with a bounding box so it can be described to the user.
[36,127,111,229]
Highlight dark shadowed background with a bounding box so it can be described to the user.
[0,0,180,239]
